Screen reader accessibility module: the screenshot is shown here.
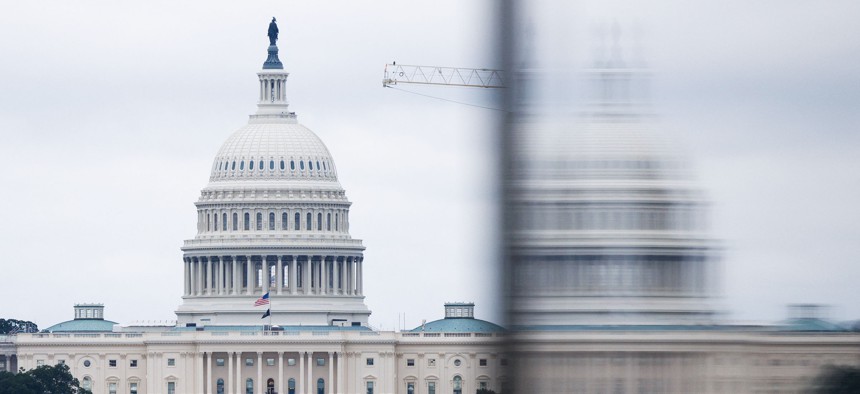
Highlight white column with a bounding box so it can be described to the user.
[336,352,344,394]
[183,259,189,295]
[323,258,329,295]
[246,256,253,295]
[278,351,284,394]
[301,259,308,294]
[299,352,305,394]
[307,352,313,394]
[257,352,263,394]
[228,352,233,394]
[236,352,243,394]
[195,352,204,394]
[290,256,297,295]
[232,256,240,295]
[263,257,270,295]
[328,352,334,394]
[357,258,362,295]
[333,257,340,294]
[219,258,225,295]
[276,256,284,295]
[207,352,213,394]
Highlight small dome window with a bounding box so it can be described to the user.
[309,161,314,171]
[249,160,254,170]
[218,162,222,171]
[290,160,296,170]
[239,161,244,171]
[322,161,327,171]
[300,161,305,170]
[231,161,236,170]
[259,160,263,171]
[316,161,321,172]
[280,160,285,170]
[269,160,274,170]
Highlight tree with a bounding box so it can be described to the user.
[811,365,860,394]
[0,364,91,394]
[0,319,38,334]
[477,389,497,394]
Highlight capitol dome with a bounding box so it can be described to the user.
[176,34,370,328]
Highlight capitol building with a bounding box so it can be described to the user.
[3,20,860,394]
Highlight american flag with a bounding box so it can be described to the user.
[254,292,270,307]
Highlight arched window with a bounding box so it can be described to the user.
[335,213,339,231]
[309,161,314,171]
[207,214,211,231]
[300,161,305,170]
[250,160,254,170]
[269,212,275,230]
[213,214,218,231]
[244,213,250,231]
[317,378,325,394]
[233,213,238,231]
[282,212,288,230]
[317,161,321,172]
[259,160,263,170]
[280,160,285,170]
[217,379,224,394]
[232,161,236,170]
[246,378,254,394]
[256,213,263,230]
[306,213,312,231]
[240,161,245,171]
[317,213,322,231]
[290,160,295,170]
[295,212,301,231]
[288,378,296,394]
[81,377,92,391]
[222,213,227,231]
[267,378,275,393]
[453,376,462,394]
[327,213,331,231]
[270,160,275,170]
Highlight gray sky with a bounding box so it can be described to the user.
[1,1,858,330]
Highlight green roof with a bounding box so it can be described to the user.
[45,319,118,333]
[411,318,504,333]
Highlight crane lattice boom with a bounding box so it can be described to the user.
[383,64,504,88]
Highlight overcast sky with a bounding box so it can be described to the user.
[1,1,858,330]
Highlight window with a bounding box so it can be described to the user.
[216,358,225,367]
[479,358,487,367]
[288,358,296,366]
[82,377,92,390]
[317,358,325,366]
[36,360,44,366]
[309,161,314,171]
[232,161,236,170]
[479,381,488,390]
[267,358,275,366]
[290,160,295,170]
[130,382,139,394]
[366,381,374,394]
[244,213,250,230]
[282,212,288,230]
[453,376,462,394]
[270,161,275,170]
[300,161,305,170]
[366,357,374,366]
[109,382,118,394]
[317,378,325,394]
[222,213,228,231]
[269,212,275,230]
[246,358,254,366]
[214,214,218,231]
[109,359,117,367]
[427,358,436,367]
[84,360,92,367]
[240,161,244,171]
[217,379,225,394]
[130,359,138,368]
[317,213,322,230]
[454,359,461,367]
[233,213,238,231]
[288,378,296,394]
[259,160,263,171]
[246,378,254,394]
[407,382,415,394]
[306,213,312,230]
[256,212,263,230]
[167,358,176,367]
[250,160,254,170]
[295,212,301,230]
[407,359,415,367]
[316,161,321,172]
[280,160,285,170]
[167,382,176,394]
[428,381,436,394]
[327,213,331,231]
[335,213,339,231]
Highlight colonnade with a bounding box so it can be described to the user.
[1,354,13,373]
[183,255,364,297]
[260,75,288,103]
[200,350,344,394]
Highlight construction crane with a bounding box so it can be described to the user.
[383,63,505,89]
